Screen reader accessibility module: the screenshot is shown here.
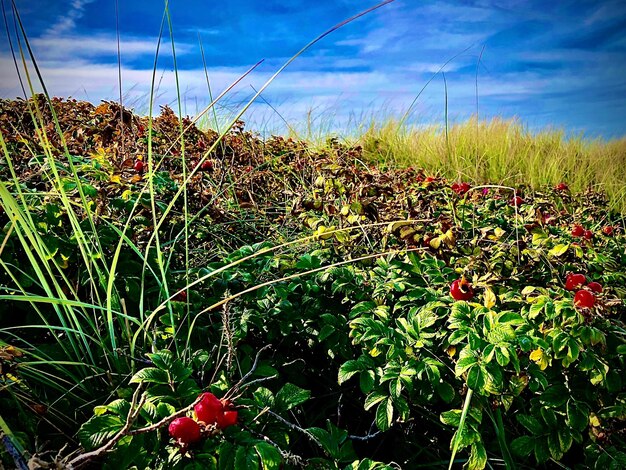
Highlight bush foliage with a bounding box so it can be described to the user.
[1,96,625,469]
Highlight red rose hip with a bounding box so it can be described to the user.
[169,417,202,444]
[602,226,614,236]
[451,182,471,195]
[565,273,587,291]
[587,282,603,293]
[194,392,223,425]
[510,196,524,207]
[450,278,474,301]
[571,225,584,237]
[574,290,595,309]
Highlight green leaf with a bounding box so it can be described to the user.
[455,349,478,376]
[129,367,169,384]
[275,383,310,411]
[235,445,261,470]
[436,381,455,403]
[540,407,557,428]
[254,442,282,469]
[566,400,589,432]
[511,436,535,457]
[548,243,569,257]
[557,427,573,453]
[360,370,375,394]
[540,384,568,407]
[364,392,387,411]
[440,410,461,427]
[547,433,563,460]
[318,324,335,341]
[147,350,174,370]
[375,398,393,431]
[338,360,363,384]
[466,442,488,470]
[78,415,125,451]
[467,365,486,391]
[534,438,550,463]
[253,387,275,407]
[516,414,543,435]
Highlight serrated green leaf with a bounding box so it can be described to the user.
[276,383,310,411]
[548,433,563,460]
[511,436,535,457]
[375,398,393,431]
[516,414,543,435]
[436,381,455,403]
[338,360,363,385]
[129,367,169,384]
[567,400,589,432]
[78,415,125,451]
[548,244,569,257]
[235,445,261,470]
[254,442,282,469]
[534,438,551,463]
[364,392,387,411]
[557,427,573,453]
[467,441,488,470]
[360,370,375,394]
[440,409,461,427]
[467,365,486,391]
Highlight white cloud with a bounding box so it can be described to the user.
[29,33,192,61]
[46,0,97,36]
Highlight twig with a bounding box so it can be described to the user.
[263,409,326,453]
[224,344,272,400]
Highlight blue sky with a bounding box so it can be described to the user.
[1,0,626,139]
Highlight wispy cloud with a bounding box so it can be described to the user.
[45,0,97,36]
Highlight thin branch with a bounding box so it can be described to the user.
[68,384,146,469]
[224,344,272,400]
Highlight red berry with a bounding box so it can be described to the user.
[450,278,474,301]
[565,273,587,291]
[583,230,593,240]
[602,225,614,236]
[574,290,595,309]
[199,160,214,171]
[173,290,187,301]
[451,182,471,195]
[571,225,584,237]
[133,160,144,172]
[194,392,223,425]
[587,282,603,293]
[168,417,202,444]
[218,410,238,429]
[555,182,568,191]
[510,196,524,207]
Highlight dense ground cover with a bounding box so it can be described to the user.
[1,96,625,469]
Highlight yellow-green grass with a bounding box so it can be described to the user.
[358,116,626,212]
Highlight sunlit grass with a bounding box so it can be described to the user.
[360,116,626,212]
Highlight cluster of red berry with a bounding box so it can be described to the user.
[565,273,601,309]
[571,224,615,240]
[168,392,238,446]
